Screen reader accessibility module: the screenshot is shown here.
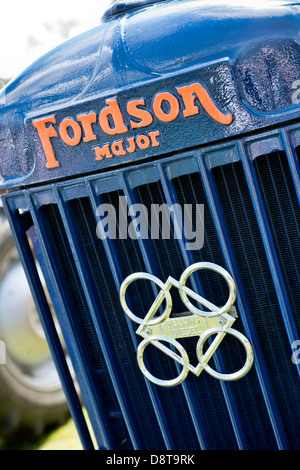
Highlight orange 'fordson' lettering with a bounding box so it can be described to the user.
[33,81,233,169]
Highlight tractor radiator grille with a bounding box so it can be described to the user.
[4,125,300,450]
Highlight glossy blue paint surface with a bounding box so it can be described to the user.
[0,0,300,189]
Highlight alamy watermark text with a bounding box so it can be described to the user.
[96,196,204,250]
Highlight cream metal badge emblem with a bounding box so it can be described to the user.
[120,262,254,387]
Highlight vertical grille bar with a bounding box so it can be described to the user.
[196,153,289,449]
[280,129,300,207]
[85,178,174,450]
[52,186,145,450]
[120,172,209,450]
[119,173,161,279]
[24,191,114,450]
[237,140,300,378]
[156,162,247,450]
[2,197,95,450]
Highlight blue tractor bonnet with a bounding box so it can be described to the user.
[0,0,300,189]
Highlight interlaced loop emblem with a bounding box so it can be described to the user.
[120,262,254,387]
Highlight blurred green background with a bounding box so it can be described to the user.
[0,416,83,450]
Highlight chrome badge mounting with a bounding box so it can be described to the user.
[120,262,254,387]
